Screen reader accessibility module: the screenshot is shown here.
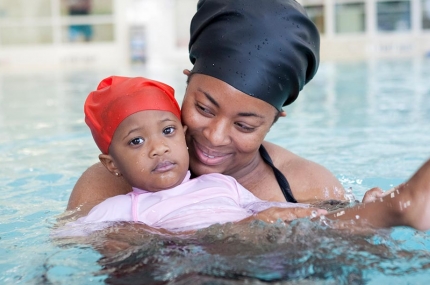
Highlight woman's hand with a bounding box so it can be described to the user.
[244,207,327,224]
[361,184,405,203]
[361,187,385,203]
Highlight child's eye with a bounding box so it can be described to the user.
[129,137,144,146]
[163,126,175,135]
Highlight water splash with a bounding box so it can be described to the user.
[69,219,430,284]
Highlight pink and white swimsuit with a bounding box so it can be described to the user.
[64,172,308,233]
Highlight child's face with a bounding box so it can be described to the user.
[105,110,189,192]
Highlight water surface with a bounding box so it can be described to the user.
[1,59,429,284]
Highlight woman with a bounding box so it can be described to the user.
[68,0,344,218]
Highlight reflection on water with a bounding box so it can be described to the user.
[54,219,430,284]
[1,59,430,284]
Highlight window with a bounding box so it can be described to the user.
[305,5,325,34]
[0,0,114,46]
[60,0,114,43]
[0,0,51,18]
[59,0,113,16]
[0,26,53,45]
[335,2,366,33]
[423,0,430,29]
[377,0,411,32]
[0,0,53,45]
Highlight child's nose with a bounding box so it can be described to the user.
[149,141,170,157]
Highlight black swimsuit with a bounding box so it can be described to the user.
[259,145,297,203]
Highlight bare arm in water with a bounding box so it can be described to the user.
[67,162,131,215]
[325,158,430,231]
[238,158,430,231]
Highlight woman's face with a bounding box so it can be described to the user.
[181,73,278,178]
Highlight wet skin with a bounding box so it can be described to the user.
[181,74,346,203]
[66,73,430,232]
[67,74,346,215]
[182,74,277,181]
[99,110,189,192]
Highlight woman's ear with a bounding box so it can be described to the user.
[183,69,191,76]
[99,154,121,176]
[183,69,194,88]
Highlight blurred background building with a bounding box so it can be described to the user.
[0,0,429,71]
[303,0,430,60]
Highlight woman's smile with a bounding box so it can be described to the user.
[192,139,232,166]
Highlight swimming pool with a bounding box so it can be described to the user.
[1,59,429,284]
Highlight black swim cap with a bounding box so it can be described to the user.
[189,0,320,110]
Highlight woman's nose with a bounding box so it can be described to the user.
[202,118,231,146]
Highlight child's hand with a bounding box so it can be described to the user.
[361,187,384,203]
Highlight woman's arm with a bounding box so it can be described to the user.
[263,141,347,203]
[67,162,132,216]
[326,158,430,230]
[243,158,430,231]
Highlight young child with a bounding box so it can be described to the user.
[69,76,310,233]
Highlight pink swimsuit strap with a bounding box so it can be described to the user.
[130,192,141,222]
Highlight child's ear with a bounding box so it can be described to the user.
[182,125,188,134]
[99,154,120,176]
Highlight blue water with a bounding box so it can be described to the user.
[1,59,429,284]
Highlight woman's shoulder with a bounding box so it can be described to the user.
[261,141,304,169]
[262,141,346,202]
[262,141,319,181]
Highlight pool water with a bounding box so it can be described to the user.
[1,59,429,284]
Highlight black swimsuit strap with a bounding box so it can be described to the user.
[259,145,297,203]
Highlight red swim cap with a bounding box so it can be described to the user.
[84,76,181,154]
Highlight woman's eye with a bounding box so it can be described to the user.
[163,126,175,135]
[235,123,255,132]
[129,137,144,146]
[196,104,212,115]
